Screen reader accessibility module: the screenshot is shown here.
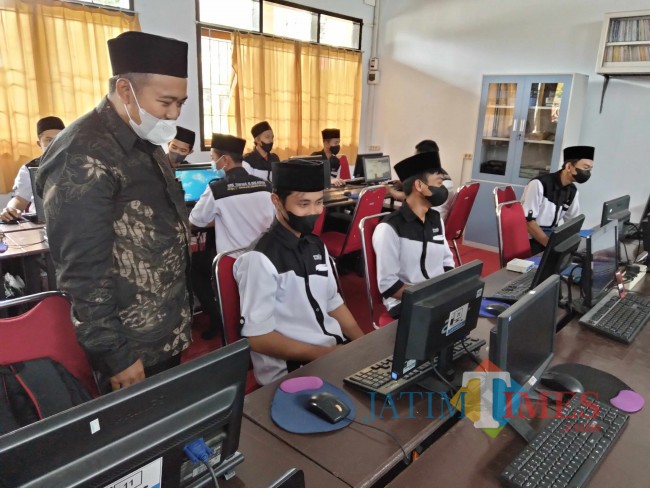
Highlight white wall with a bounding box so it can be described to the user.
[135,0,376,162]
[373,0,650,226]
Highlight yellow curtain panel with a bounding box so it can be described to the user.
[229,31,362,162]
[0,0,140,193]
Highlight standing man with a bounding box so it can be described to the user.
[167,126,195,168]
[521,145,594,254]
[234,160,364,385]
[1,116,65,222]
[190,133,275,340]
[373,152,455,318]
[312,128,344,187]
[36,31,193,392]
[243,120,279,181]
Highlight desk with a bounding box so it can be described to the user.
[386,277,650,488]
[0,228,54,297]
[0,220,45,234]
[222,419,350,488]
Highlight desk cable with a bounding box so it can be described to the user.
[201,460,220,488]
[348,419,410,465]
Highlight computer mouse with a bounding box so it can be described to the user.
[485,303,508,316]
[343,191,352,197]
[306,392,350,424]
[3,218,20,225]
[539,371,584,394]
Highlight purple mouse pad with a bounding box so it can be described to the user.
[610,390,644,413]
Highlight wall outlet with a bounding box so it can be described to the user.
[463,153,473,160]
[369,145,381,151]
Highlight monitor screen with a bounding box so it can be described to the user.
[584,220,618,307]
[531,214,584,289]
[492,275,559,389]
[391,261,484,380]
[175,164,221,203]
[0,340,250,488]
[363,155,391,184]
[353,152,382,178]
[600,195,630,227]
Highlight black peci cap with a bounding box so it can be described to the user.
[174,126,195,147]
[394,152,443,182]
[211,133,246,156]
[108,31,188,78]
[321,128,340,140]
[36,116,65,135]
[563,145,595,162]
[272,160,325,192]
[251,121,272,138]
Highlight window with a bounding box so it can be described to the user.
[197,0,362,147]
[65,0,133,10]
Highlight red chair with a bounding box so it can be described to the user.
[321,185,387,259]
[444,182,480,266]
[0,291,99,397]
[338,155,351,180]
[213,249,260,394]
[496,201,532,268]
[493,185,517,207]
[360,213,393,329]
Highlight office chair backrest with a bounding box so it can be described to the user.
[445,182,480,242]
[213,249,247,345]
[338,155,351,180]
[0,292,99,397]
[493,185,517,207]
[496,200,532,268]
[339,185,387,256]
[360,212,393,329]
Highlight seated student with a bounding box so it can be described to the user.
[312,128,344,187]
[373,151,455,318]
[1,116,65,222]
[521,145,594,255]
[386,139,456,220]
[243,120,279,181]
[190,133,275,340]
[234,160,364,385]
[167,126,195,168]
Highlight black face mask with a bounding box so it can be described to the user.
[169,152,185,165]
[329,145,340,155]
[425,185,449,207]
[286,209,319,235]
[573,168,591,184]
[260,141,274,153]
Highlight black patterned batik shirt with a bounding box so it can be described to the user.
[36,97,192,378]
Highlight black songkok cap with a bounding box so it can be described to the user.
[563,146,595,161]
[174,126,195,147]
[273,160,325,192]
[394,152,443,182]
[211,133,246,156]
[321,128,340,140]
[36,116,65,135]
[251,121,273,138]
[415,139,440,153]
[108,31,188,78]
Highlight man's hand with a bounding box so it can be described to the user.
[1,207,22,222]
[331,177,345,187]
[110,359,145,390]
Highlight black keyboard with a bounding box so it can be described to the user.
[500,394,628,488]
[343,336,485,397]
[489,271,536,303]
[579,290,650,344]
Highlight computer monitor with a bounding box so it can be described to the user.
[490,275,559,390]
[391,261,484,384]
[363,155,392,184]
[641,193,650,221]
[582,221,618,309]
[353,152,383,178]
[0,340,250,488]
[531,214,585,290]
[175,164,222,203]
[600,195,631,240]
[288,156,330,189]
[28,166,46,224]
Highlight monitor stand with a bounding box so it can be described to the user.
[416,346,458,394]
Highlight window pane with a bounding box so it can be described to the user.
[320,15,360,49]
[201,29,234,142]
[263,2,317,43]
[69,0,131,8]
[199,0,260,31]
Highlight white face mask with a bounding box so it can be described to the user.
[123,81,177,145]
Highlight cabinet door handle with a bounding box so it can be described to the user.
[519,119,526,133]
[512,118,518,135]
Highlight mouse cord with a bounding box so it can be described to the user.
[348,419,411,465]
[461,339,484,370]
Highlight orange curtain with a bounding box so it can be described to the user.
[229,31,362,162]
[0,0,140,192]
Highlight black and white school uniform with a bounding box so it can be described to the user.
[12,158,40,203]
[189,166,274,253]
[311,150,340,178]
[242,148,279,182]
[373,203,455,313]
[521,170,580,237]
[234,221,345,385]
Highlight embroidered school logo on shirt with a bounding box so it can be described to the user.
[313,253,322,261]
[315,264,328,272]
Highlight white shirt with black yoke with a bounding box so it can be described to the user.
[234,221,345,385]
[373,204,455,313]
[189,166,274,253]
[521,170,580,233]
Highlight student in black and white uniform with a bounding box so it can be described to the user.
[373,151,455,318]
[312,128,344,187]
[166,126,195,168]
[243,121,279,181]
[521,145,594,254]
[189,133,274,339]
[234,160,364,385]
